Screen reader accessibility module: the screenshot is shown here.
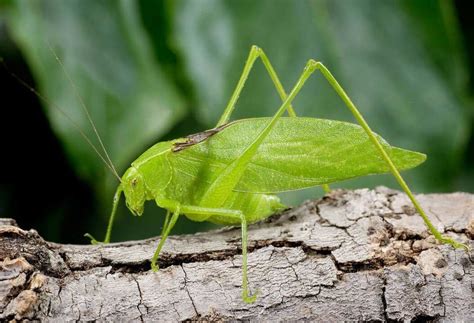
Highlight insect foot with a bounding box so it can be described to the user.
[151,261,159,272]
[84,233,104,245]
[440,236,470,251]
[242,289,259,304]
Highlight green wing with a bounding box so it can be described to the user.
[169,117,426,194]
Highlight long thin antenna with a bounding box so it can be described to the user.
[1,57,122,182]
[47,43,121,181]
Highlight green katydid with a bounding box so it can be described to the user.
[25,44,466,304]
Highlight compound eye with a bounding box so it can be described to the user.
[131,178,138,187]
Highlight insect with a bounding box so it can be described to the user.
[11,45,467,303]
[80,45,469,303]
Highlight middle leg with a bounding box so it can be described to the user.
[151,206,180,272]
[180,205,256,303]
[154,196,258,303]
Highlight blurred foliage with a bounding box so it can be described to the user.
[1,0,472,243]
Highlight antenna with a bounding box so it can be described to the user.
[47,43,121,181]
[1,57,122,182]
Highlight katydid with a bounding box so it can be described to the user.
[13,44,466,304]
[81,45,468,303]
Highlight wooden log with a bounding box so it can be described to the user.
[0,187,472,321]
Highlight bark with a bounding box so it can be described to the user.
[0,187,473,322]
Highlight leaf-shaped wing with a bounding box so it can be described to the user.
[170,117,426,194]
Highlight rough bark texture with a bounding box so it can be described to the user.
[0,187,473,321]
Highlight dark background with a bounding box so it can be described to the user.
[0,0,473,244]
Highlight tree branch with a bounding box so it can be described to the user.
[0,187,472,321]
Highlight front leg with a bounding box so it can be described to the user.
[85,185,123,244]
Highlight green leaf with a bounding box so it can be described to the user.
[172,0,470,197]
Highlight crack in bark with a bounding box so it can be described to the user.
[181,265,198,318]
[55,234,426,280]
[132,275,146,322]
[438,281,446,317]
[381,276,390,322]
[283,253,300,283]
